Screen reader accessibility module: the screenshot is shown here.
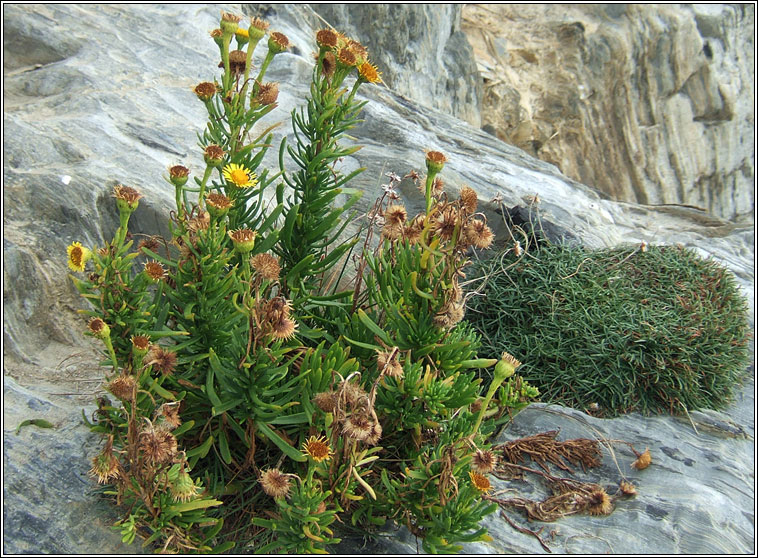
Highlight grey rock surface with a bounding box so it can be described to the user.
[3,3,755,554]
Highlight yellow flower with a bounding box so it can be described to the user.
[302,435,332,462]
[222,163,257,189]
[67,242,91,272]
[469,471,492,493]
[358,61,382,84]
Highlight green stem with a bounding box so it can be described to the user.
[197,165,214,208]
[221,34,232,93]
[424,171,438,215]
[255,51,275,91]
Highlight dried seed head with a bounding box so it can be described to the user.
[316,28,338,50]
[338,379,368,407]
[113,184,142,213]
[187,210,210,233]
[259,468,291,499]
[433,300,465,330]
[471,449,498,474]
[343,412,375,441]
[376,349,403,379]
[158,402,182,430]
[469,471,492,493]
[459,186,478,214]
[271,316,297,341]
[228,228,257,253]
[87,317,110,340]
[433,205,459,243]
[139,424,178,465]
[89,449,120,484]
[466,219,494,250]
[248,17,269,41]
[313,391,337,413]
[364,419,383,446]
[587,489,613,515]
[147,346,178,376]
[432,176,445,194]
[337,47,356,67]
[228,49,247,74]
[108,374,136,401]
[131,334,151,357]
[193,81,217,102]
[144,261,166,282]
[425,150,447,174]
[268,31,290,54]
[632,448,652,470]
[619,480,637,496]
[347,39,368,63]
[251,253,281,281]
[256,82,279,106]
[203,144,225,167]
[320,50,337,78]
[138,236,160,254]
[205,192,233,218]
[302,435,332,462]
[384,204,407,226]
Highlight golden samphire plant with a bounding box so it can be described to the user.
[68,12,538,554]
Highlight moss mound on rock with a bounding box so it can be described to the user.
[468,242,751,417]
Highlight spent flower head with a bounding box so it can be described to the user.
[205,192,233,219]
[248,17,269,42]
[113,184,142,214]
[193,81,217,102]
[259,468,291,499]
[316,28,338,51]
[251,253,281,281]
[228,228,257,253]
[255,82,279,106]
[144,261,166,282]
[203,144,225,168]
[469,471,492,493]
[425,150,447,175]
[88,317,110,340]
[267,31,290,54]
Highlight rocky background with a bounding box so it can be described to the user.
[462,4,755,222]
[3,3,754,554]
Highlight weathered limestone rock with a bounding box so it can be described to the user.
[3,3,754,554]
[462,4,755,222]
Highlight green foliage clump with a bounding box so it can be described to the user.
[65,12,537,554]
[468,241,752,417]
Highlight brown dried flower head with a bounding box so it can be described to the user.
[259,468,291,499]
[587,489,613,516]
[89,448,120,484]
[618,480,637,496]
[131,334,151,356]
[364,420,383,446]
[228,49,247,74]
[108,374,136,401]
[87,317,110,340]
[472,449,498,474]
[271,316,297,341]
[338,379,368,408]
[256,82,279,106]
[193,81,217,102]
[251,253,281,281]
[248,17,269,41]
[205,192,233,218]
[316,28,338,50]
[320,50,337,78]
[433,205,459,243]
[144,261,166,282]
[343,412,375,441]
[433,300,465,330]
[632,448,652,470]
[268,31,290,54]
[459,186,478,214]
[147,345,178,376]
[138,236,160,254]
[466,219,494,250]
[377,349,403,379]
[113,184,142,211]
[313,390,337,413]
[158,402,182,430]
[337,47,356,67]
[425,150,447,174]
[139,424,178,465]
[203,144,225,167]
